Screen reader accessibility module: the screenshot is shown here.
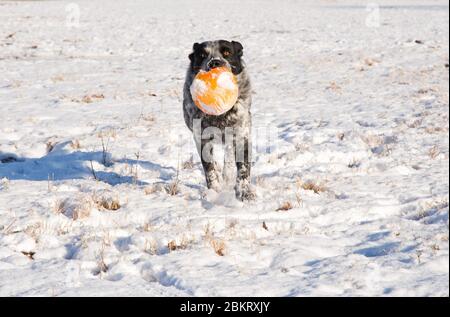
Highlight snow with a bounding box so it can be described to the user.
[0,0,449,296]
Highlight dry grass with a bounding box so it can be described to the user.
[364,57,380,66]
[46,141,56,154]
[144,239,158,255]
[56,223,72,236]
[407,119,423,129]
[361,134,384,149]
[82,93,104,104]
[165,158,181,196]
[21,251,35,260]
[167,237,190,252]
[165,180,180,196]
[255,176,268,188]
[53,199,69,214]
[203,222,213,240]
[25,223,42,243]
[3,219,17,235]
[51,75,64,82]
[276,201,293,211]
[300,181,327,194]
[416,199,448,220]
[144,186,156,195]
[416,250,423,264]
[417,87,435,95]
[295,191,303,207]
[168,240,177,251]
[70,139,81,150]
[202,223,226,256]
[0,178,9,191]
[53,198,89,219]
[131,152,141,185]
[97,129,116,167]
[97,128,117,139]
[348,158,361,169]
[182,156,195,170]
[430,243,440,252]
[101,231,112,247]
[94,196,121,211]
[210,239,226,256]
[144,183,164,195]
[144,186,157,195]
[326,81,342,93]
[99,198,121,211]
[294,143,310,153]
[425,126,449,134]
[141,113,155,123]
[179,236,191,249]
[72,198,93,220]
[226,218,239,230]
[428,145,440,159]
[97,246,108,274]
[166,161,181,196]
[142,223,152,232]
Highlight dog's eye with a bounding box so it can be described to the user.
[223,50,231,57]
[200,52,207,59]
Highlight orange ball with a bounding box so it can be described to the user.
[190,67,239,116]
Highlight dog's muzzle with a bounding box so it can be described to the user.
[207,58,226,70]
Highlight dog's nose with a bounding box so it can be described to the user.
[208,59,225,69]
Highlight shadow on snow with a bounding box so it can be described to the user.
[0,150,175,186]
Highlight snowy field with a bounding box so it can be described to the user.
[0,0,448,296]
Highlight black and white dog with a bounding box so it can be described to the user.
[183,40,255,201]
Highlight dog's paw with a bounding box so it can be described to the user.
[235,181,256,202]
[206,166,222,192]
[207,179,222,192]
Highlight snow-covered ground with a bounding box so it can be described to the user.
[0,0,448,296]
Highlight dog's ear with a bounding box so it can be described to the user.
[232,41,243,57]
[189,42,201,61]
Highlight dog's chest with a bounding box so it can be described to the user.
[197,102,248,130]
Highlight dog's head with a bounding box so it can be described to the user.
[189,40,244,75]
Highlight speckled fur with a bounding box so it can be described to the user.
[183,40,255,201]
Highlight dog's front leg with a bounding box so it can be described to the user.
[234,127,256,201]
[222,127,236,187]
[194,125,222,192]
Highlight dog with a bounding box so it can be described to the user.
[183,40,255,201]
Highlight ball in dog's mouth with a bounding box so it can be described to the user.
[190,67,238,116]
